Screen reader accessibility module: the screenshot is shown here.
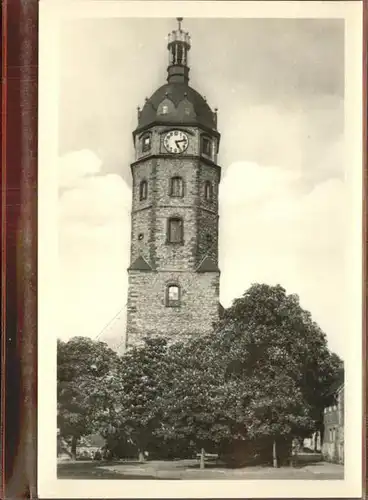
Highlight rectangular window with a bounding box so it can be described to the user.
[205,181,213,201]
[142,134,151,152]
[201,136,212,156]
[170,177,184,197]
[168,218,183,243]
[169,286,179,301]
[166,285,181,307]
[139,180,148,201]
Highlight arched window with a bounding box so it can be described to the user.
[139,180,148,201]
[142,134,151,153]
[166,284,181,307]
[201,136,212,156]
[170,176,184,197]
[167,217,183,244]
[204,181,213,202]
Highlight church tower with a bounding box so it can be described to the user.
[126,18,221,348]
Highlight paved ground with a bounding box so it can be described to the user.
[58,458,344,480]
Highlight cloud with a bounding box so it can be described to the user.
[58,150,347,357]
[217,98,344,183]
[220,161,302,206]
[58,149,103,189]
[219,161,347,356]
[58,150,131,349]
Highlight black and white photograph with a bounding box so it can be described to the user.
[38,1,363,497]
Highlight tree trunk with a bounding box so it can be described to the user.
[200,448,205,469]
[316,420,325,451]
[290,438,298,467]
[314,432,318,452]
[319,421,324,447]
[272,440,278,468]
[289,441,294,467]
[138,450,145,463]
[71,436,78,461]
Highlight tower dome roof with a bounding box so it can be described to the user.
[135,18,218,135]
[138,82,217,131]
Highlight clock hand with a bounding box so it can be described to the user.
[175,139,186,148]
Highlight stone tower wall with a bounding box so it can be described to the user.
[127,130,221,347]
[126,270,220,347]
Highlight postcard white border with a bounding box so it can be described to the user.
[38,1,363,498]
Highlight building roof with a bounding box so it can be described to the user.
[219,302,225,318]
[326,370,344,397]
[135,19,218,135]
[196,256,219,273]
[137,83,217,132]
[128,256,153,271]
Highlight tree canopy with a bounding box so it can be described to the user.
[57,336,120,458]
[215,284,343,432]
[154,284,343,462]
[57,284,343,464]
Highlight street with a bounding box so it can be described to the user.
[57,458,344,480]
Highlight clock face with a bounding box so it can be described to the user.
[163,130,189,154]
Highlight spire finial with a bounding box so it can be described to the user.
[166,17,191,83]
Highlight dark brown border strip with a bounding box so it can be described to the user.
[0,0,8,497]
[1,0,38,498]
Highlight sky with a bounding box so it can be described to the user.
[57,17,348,356]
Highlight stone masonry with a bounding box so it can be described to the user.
[126,128,221,348]
[125,20,221,348]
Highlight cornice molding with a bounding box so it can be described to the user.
[133,121,221,141]
[131,154,221,173]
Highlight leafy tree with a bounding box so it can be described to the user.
[154,331,313,465]
[154,336,230,454]
[214,284,343,451]
[57,336,120,459]
[154,284,342,465]
[97,337,171,462]
[62,284,342,467]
